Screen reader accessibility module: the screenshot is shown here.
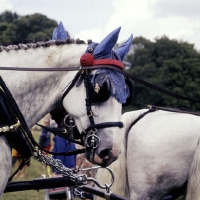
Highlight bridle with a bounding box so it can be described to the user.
[0,61,125,183]
[60,68,124,163]
[0,62,126,162]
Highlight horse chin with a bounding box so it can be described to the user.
[91,152,118,167]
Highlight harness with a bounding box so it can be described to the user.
[1,55,200,198]
[0,62,126,185]
[127,104,200,133]
[61,69,123,163]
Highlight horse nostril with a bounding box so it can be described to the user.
[99,149,111,159]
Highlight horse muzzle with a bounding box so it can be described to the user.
[86,149,119,167]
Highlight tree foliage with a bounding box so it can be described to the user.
[126,36,200,111]
[0,11,58,43]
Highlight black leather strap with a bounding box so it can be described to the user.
[1,65,200,103]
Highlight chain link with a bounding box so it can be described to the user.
[32,150,87,187]
[32,149,114,192]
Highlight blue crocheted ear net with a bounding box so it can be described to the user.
[88,28,132,104]
[52,21,68,40]
[95,69,130,104]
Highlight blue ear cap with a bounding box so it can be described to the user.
[114,34,133,61]
[93,27,121,59]
[52,21,68,40]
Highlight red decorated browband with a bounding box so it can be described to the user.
[80,53,124,69]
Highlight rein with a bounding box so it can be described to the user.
[1,65,200,104]
[147,105,200,116]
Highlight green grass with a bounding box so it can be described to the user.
[2,130,51,200]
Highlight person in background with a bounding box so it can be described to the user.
[39,118,52,153]
[12,149,30,178]
[52,136,76,174]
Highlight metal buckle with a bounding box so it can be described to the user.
[85,129,100,149]
[9,120,21,132]
[87,111,93,117]
[63,115,76,128]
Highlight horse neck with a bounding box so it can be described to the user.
[0,43,86,127]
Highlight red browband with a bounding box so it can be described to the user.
[80,53,124,70]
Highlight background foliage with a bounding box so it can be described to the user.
[0,11,57,43]
[1,11,200,112]
[125,36,200,111]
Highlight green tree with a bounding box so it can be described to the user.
[126,36,200,111]
[0,11,58,43]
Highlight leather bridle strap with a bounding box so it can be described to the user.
[84,71,95,128]
[86,65,200,104]
[80,70,124,162]
[147,105,200,116]
[0,66,80,71]
[80,122,124,138]
[61,70,82,101]
[36,123,83,146]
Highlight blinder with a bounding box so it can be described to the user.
[89,73,133,106]
[89,73,111,105]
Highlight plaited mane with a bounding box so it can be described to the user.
[0,38,86,52]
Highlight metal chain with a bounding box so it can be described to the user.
[31,149,114,193]
[32,149,87,187]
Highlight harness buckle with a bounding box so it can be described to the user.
[62,128,67,134]
[87,111,93,117]
[10,120,21,132]
[79,67,84,74]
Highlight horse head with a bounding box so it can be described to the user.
[54,23,133,166]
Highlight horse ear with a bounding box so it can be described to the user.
[93,27,121,59]
[52,21,68,40]
[52,27,58,40]
[114,34,133,61]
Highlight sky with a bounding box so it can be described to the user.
[1,0,200,50]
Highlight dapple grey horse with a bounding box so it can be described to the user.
[97,109,200,200]
[0,23,132,197]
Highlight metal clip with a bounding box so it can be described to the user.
[104,190,111,200]
[79,70,84,75]
[74,188,85,198]
[10,120,21,132]
[87,111,93,117]
[62,128,67,134]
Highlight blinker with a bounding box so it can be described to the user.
[90,73,111,105]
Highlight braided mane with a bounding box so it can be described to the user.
[0,38,86,52]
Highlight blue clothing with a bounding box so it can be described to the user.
[39,128,51,148]
[52,136,76,173]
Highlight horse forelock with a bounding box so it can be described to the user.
[0,38,86,52]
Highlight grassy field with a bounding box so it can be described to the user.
[2,130,53,200]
